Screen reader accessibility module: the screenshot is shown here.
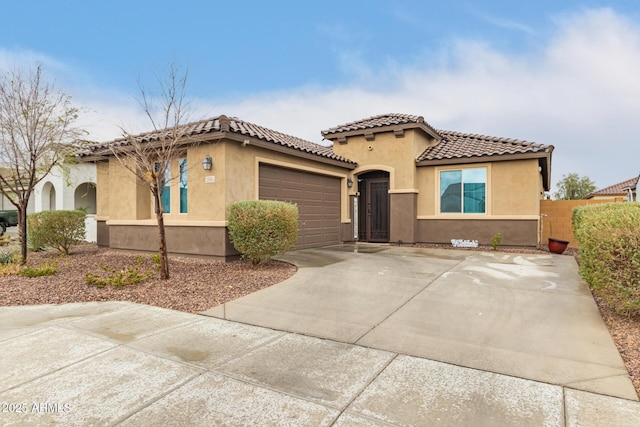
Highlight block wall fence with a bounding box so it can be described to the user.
[539,198,623,248]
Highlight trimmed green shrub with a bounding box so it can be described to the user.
[573,202,640,316]
[227,200,298,264]
[28,210,86,255]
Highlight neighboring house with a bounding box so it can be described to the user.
[586,175,639,202]
[32,162,97,242]
[0,167,35,216]
[79,113,553,260]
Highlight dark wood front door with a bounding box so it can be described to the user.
[358,172,389,242]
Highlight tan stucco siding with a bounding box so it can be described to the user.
[332,130,421,190]
[103,160,151,220]
[491,159,540,216]
[96,161,109,219]
[417,159,541,219]
[175,143,226,221]
[98,139,353,224]
[416,167,436,216]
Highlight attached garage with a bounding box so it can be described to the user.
[259,164,341,249]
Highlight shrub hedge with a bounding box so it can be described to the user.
[573,202,640,316]
[28,210,86,255]
[227,200,298,264]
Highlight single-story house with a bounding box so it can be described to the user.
[586,175,638,202]
[79,113,553,259]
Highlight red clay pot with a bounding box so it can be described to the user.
[548,237,569,254]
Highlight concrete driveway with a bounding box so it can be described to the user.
[205,244,637,400]
[2,244,640,425]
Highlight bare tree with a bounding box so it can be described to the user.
[0,64,83,263]
[108,65,193,279]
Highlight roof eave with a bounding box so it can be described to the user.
[224,132,356,169]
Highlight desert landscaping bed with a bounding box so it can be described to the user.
[1,241,638,398]
[0,243,296,314]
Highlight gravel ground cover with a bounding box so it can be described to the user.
[0,243,296,314]
[1,240,638,398]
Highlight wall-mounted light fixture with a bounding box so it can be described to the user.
[347,178,354,188]
[202,156,213,171]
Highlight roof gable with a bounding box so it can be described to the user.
[321,113,442,142]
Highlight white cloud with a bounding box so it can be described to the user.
[4,8,638,192]
[213,8,640,191]
[472,12,536,35]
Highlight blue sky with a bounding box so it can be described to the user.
[2,1,640,193]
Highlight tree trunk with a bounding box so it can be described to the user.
[153,191,170,279]
[18,204,28,265]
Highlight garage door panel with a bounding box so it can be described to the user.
[259,164,341,249]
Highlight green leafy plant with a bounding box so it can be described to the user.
[573,202,640,316]
[18,259,59,277]
[28,210,86,255]
[0,248,18,264]
[85,256,157,287]
[227,200,299,264]
[491,233,502,251]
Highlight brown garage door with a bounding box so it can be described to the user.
[259,164,341,249]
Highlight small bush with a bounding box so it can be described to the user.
[28,210,86,255]
[18,260,59,277]
[227,200,298,264]
[86,256,158,287]
[0,248,18,264]
[491,233,502,251]
[573,202,640,316]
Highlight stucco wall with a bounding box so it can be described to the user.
[491,159,541,215]
[417,159,541,219]
[332,129,431,191]
[417,219,538,246]
[97,138,353,225]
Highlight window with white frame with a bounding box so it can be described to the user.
[439,168,487,214]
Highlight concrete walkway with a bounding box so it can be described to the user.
[1,244,640,425]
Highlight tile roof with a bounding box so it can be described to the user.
[79,115,354,164]
[416,130,552,162]
[321,113,441,139]
[588,175,639,197]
